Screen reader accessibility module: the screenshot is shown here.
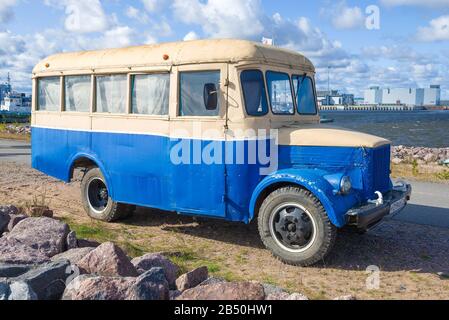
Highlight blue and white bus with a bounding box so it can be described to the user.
[31,39,411,266]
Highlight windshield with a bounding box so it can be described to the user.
[240,70,269,116]
[266,71,295,115]
[292,75,317,115]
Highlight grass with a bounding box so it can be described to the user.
[392,163,449,183]
[0,123,30,141]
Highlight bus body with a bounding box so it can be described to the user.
[32,39,411,266]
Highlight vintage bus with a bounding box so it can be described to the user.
[31,39,411,266]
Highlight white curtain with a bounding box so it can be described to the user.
[96,75,127,113]
[38,77,60,111]
[131,74,170,115]
[180,71,220,116]
[65,76,91,112]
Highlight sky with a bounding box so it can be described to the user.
[0,0,449,98]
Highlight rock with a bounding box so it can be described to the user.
[77,239,101,248]
[265,291,290,300]
[176,266,208,291]
[51,247,95,265]
[77,242,138,277]
[177,282,265,300]
[0,212,10,235]
[6,217,70,257]
[287,293,309,300]
[0,281,10,300]
[0,264,32,278]
[132,267,169,300]
[0,238,51,265]
[63,275,135,300]
[8,281,38,300]
[262,283,286,297]
[14,260,71,300]
[0,205,19,216]
[7,215,27,232]
[423,153,437,163]
[169,290,181,300]
[437,271,449,279]
[131,253,179,289]
[333,295,357,300]
[66,231,78,250]
[392,157,403,165]
[199,277,226,287]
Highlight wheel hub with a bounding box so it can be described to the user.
[87,178,109,213]
[274,206,314,248]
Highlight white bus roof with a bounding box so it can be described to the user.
[33,39,315,75]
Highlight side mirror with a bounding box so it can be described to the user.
[203,83,218,110]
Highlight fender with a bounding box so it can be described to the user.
[249,169,349,227]
[65,152,115,199]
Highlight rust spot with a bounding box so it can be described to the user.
[163,54,169,61]
[45,63,50,68]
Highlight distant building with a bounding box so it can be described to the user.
[317,90,354,106]
[0,92,31,113]
[364,85,441,106]
[0,83,12,105]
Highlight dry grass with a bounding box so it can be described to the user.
[392,163,449,184]
[0,124,30,142]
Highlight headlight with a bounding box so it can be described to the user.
[340,176,352,194]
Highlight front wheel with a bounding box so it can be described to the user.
[80,168,135,222]
[258,187,337,266]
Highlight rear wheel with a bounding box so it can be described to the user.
[258,187,337,266]
[80,167,135,222]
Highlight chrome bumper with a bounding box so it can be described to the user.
[346,183,412,231]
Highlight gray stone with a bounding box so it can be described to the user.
[0,281,10,300]
[66,231,78,250]
[131,253,179,289]
[132,267,169,300]
[0,264,32,278]
[392,157,403,165]
[7,215,27,232]
[262,283,286,297]
[77,239,101,248]
[8,281,38,300]
[177,282,265,300]
[176,266,208,291]
[6,217,70,257]
[63,275,134,300]
[286,293,309,300]
[0,238,51,265]
[77,242,138,277]
[199,277,226,287]
[51,247,95,265]
[0,205,19,216]
[169,290,181,300]
[15,260,71,300]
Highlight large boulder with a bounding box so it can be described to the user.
[177,282,265,300]
[7,215,28,232]
[76,242,138,277]
[132,268,169,300]
[66,231,78,250]
[131,253,179,289]
[8,281,38,300]
[0,264,32,278]
[51,247,95,265]
[6,217,70,257]
[0,238,51,265]
[176,266,208,291]
[63,275,135,300]
[0,212,10,235]
[14,260,71,300]
[0,281,10,300]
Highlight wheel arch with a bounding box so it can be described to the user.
[249,170,345,227]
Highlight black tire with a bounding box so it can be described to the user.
[80,167,135,222]
[258,187,337,266]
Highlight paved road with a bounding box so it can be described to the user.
[1,138,448,227]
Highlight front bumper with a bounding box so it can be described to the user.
[346,183,412,231]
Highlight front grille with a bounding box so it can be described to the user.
[372,145,391,193]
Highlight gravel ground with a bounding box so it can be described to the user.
[0,161,448,300]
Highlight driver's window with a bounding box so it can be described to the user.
[179,71,220,116]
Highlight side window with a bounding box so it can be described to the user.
[240,70,268,116]
[266,71,295,115]
[37,77,60,111]
[293,75,317,115]
[95,75,127,113]
[65,75,91,112]
[131,73,170,115]
[179,71,220,116]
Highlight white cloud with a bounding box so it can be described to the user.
[141,0,167,12]
[321,2,365,30]
[381,0,449,7]
[183,31,199,41]
[417,15,449,41]
[0,0,16,24]
[126,6,149,24]
[173,0,264,38]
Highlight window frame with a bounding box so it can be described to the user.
[177,69,222,118]
[265,70,296,116]
[36,76,62,112]
[240,69,270,117]
[129,72,171,117]
[63,75,93,113]
[292,74,318,116]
